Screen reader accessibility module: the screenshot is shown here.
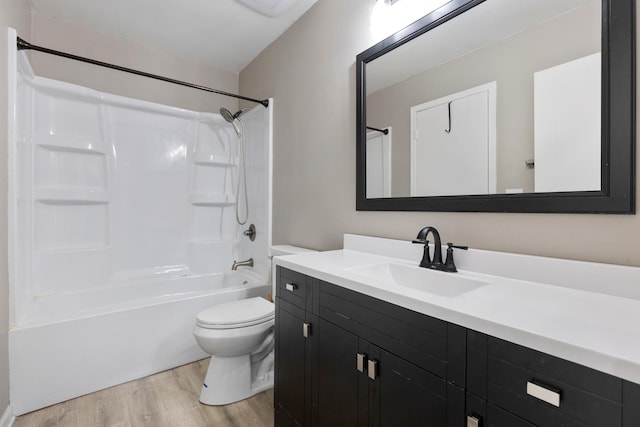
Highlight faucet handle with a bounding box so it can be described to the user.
[449,243,469,250]
[444,243,468,272]
[412,239,432,268]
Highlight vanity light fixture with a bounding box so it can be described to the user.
[370,0,450,41]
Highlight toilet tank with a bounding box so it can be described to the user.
[270,245,317,299]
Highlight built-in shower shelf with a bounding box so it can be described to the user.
[34,245,112,255]
[193,154,237,166]
[35,188,109,204]
[190,193,236,206]
[35,133,105,154]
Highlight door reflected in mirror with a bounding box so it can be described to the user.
[365,0,601,198]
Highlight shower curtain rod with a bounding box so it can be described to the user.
[366,126,389,135]
[16,37,270,108]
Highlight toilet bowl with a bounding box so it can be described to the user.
[193,296,275,405]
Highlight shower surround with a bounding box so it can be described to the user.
[7,32,272,415]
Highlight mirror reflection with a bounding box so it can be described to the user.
[365,0,601,198]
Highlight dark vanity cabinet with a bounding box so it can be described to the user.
[275,267,640,427]
[275,266,465,426]
[466,331,640,427]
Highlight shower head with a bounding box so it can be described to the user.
[220,108,247,122]
[220,108,235,123]
[219,108,242,138]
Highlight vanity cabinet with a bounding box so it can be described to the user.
[275,266,465,426]
[466,330,640,427]
[275,267,640,427]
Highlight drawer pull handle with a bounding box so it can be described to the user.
[302,322,311,338]
[467,415,481,427]
[357,353,367,372]
[285,283,297,292]
[527,381,561,407]
[368,359,378,380]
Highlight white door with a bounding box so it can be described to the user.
[410,82,496,197]
[534,53,601,192]
[366,128,392,198]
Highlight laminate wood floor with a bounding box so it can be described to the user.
[14,358,274,427]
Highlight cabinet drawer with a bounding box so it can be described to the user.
[277,267,310,310]
[487,337,623,427]
[467,393,538,427]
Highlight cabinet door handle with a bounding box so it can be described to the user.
[467,415,481,427]
[367,359,378,380]
[285,283,297,292]
[356,353,367,373]
[527,380,561,407]
[302,322,311,338]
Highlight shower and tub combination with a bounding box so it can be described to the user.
[7,30,273,415]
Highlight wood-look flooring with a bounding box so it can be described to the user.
[14,358,274,427]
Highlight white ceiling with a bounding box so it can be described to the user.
[367,0,597,94]
[28,0,318,73]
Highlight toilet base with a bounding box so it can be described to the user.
[198,354,274,406]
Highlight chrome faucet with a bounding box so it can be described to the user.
[412,226,468,272]
[232,258,254,271]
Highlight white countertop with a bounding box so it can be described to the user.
[273,235,640,385]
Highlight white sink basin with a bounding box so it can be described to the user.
[347,263,488,297]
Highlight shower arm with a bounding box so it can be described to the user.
[16,37,269,108]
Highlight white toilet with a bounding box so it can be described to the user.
[193,296,275,405]
[193,245,316,405]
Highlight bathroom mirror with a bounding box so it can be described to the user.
[356,0,635,213]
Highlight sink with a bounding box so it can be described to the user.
[347,263,488,297]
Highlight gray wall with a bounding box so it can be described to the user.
[240,0,640,267]
[30,11,240,114]
[367,1,599,195]
[0,0,31,415]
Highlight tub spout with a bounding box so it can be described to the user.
[232,258,254,271]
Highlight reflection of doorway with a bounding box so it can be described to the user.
[534,53,601,192]
[410,82,496,197]
[366,128,392,198]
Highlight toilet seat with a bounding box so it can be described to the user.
[196,297,274,329]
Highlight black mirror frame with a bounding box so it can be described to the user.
[356,0,635,214]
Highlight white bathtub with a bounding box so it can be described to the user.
[9,272,270,416]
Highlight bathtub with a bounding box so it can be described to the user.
[9,272,270,416]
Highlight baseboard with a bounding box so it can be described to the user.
[0,405,15,427]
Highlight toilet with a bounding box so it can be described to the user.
[193,296,275,405]
[193,245,316,405]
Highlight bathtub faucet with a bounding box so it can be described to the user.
[232,258,254,271]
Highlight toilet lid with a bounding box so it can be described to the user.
[196,297,274,329]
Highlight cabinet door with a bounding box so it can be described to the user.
[316,319,360,427]
[275,299,314,427]
[466,393,535,427]
[373,347,456,427]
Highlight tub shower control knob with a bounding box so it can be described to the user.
[243,224,256,241]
